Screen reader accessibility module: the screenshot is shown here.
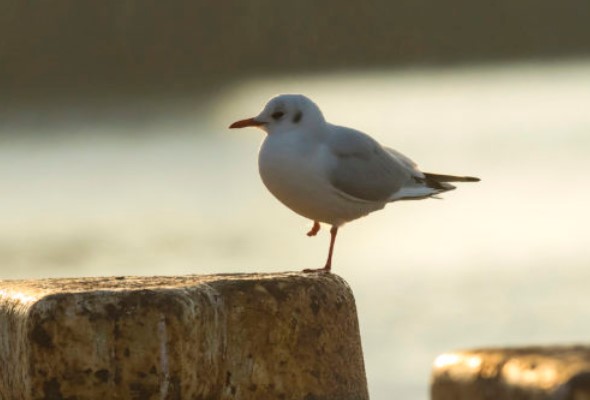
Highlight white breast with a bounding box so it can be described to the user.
[258,132,384,226]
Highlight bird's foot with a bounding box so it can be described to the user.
[302,266,331,274]
[306,221,321,237]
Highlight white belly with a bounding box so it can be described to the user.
[258,134,384,226]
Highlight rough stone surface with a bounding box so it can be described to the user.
[431,346,590,400]
[0,273,368,400]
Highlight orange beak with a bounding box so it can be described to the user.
[229,117,265,129]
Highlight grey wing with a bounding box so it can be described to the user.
[384,147,422,173]
[327,126,420,202]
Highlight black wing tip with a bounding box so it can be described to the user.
[463,176,481,182]
[423,172,481,183]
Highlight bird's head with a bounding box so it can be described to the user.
[229,94,325,134]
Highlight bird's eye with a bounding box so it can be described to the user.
[271,111,284,120]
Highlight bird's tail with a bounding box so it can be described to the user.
[395,172,480,201]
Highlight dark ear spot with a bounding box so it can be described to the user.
[293,111,302,123]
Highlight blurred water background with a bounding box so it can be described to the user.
[3,1,590,398]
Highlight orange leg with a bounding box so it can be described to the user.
[306,221,321,237]
[303,226,338,273]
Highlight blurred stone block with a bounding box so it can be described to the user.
[0,273,368,400]
[431,346,590,400]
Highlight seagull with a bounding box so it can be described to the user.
[230,94,479,273]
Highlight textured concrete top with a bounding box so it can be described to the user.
[0,273,351,308]
[432,346,590,400]
[0,272,368,400]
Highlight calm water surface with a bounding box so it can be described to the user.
[2,61,590,399]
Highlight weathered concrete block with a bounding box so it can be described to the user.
[431,346,590,400]
[0,273,368,400]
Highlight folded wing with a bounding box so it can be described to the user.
[327,126,434,202]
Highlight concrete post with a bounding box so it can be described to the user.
[431,346,590,400]
[0,273,369,400]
